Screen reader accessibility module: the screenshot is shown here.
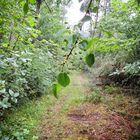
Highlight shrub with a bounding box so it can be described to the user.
[85,91,103,104]
[0,47,59,116]
[104,85,120,94]
[0,51,32,116]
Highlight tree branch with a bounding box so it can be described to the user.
[62,45,76,69]
[44,0,52,13]
[86,0,93,15]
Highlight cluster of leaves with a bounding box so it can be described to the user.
[72,0,140,89]
[102,1,140,87]
[82,0,140,79]
[0,51,32,115]
[51,33,96,97]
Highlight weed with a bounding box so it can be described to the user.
[104,85,121,94]
[84,91,103,104]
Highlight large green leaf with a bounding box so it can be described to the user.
[79,39,94,51]
[57,73,70,87]
[79,40,88,51]
[85,54,95,67]
[52,83,60,98]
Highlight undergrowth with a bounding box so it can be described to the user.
[0,94,56,140]
[84,91,104,104]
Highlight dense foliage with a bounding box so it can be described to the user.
[76,0,140,88]
[0,0,88,117]
[0,0,62,116]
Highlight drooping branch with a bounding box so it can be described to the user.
[61,45,76,69]
[44,0,52,13]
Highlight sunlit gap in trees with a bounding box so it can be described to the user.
[64,0,90,37]
[64,0,129,38]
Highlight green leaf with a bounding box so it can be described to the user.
[9,89,14,96]
[52,83,60,98]
[23,2,29,15]
[85,54,95,67]
[14,92,20,97]
[79,40,88,51]
[57,73,70,87]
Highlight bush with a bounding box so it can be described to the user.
[85,91,103,104]
[0,47,59,116]
[104,85,120,94]
[0,51,32,116]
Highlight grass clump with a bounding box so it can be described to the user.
[84,91,103,104]
[104,85,121,94]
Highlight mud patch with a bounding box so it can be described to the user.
[68,103,133,140]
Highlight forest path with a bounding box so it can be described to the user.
[37,72,90,139]
[37,72,139,140]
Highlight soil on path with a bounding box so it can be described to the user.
[37,72,140,140]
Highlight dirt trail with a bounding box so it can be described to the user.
[37,72,140,140]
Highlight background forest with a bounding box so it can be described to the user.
[0,0,140,139]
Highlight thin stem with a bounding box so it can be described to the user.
[86,0,93,15]
[92,0,101,37]
[44,0,52,13]
[61,45,76,70]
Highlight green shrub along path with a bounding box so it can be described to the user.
[1,72,139,140]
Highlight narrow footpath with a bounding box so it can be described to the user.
[37,72,140,140]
